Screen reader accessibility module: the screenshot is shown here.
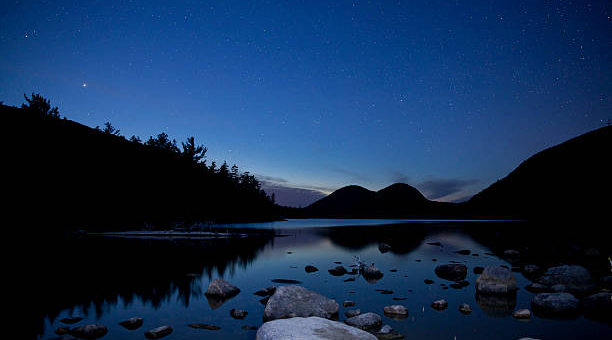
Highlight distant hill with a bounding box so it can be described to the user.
[2,104,279,232]
[303,183,460,218]
[467,125,612,221]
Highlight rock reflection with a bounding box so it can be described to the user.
[475,292,517,317]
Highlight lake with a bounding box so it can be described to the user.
[24,219,612,339]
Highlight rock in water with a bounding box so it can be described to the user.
[531,292,579,316]
[305,265,319,273]
[434,264,468,281]
[69,324,108,339]
[230,308,248,319]
[263,285,339,321]
[144,326,173,339]
[345,309,361,318]
[383,305,409,316]
[362,265,383,279]
[119,317,143,330]
[254,286,276,297]
[256,316,377,340]
[344,312,383,331]
[513,309,531,319]
[458,304,472,314]
[378,243,392,253]
[475,266,517,294]
[329,266,348,276]
[188,324,221,330]
[431,300,448,310]
[344,301,356,307]
[205,278,241,297]
[536,265,595,295]
[375,324,405,339]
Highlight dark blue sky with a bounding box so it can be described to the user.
[2,0,611,206]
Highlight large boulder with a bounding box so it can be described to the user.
[434,264,467,281]
[256,316,377,340]
[69,324,108,339]
[536,265,595,295]
[475,266,517,294]
[263,285,339,321]
[344,312,382,331]
[531,292,579,316]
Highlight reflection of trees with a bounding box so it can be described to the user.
[324,224,427,253]
[15,234,273,340]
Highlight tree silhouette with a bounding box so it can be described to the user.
[101,122,121,136]
[145,132,179,153]
[129,135,142,143]
[181,136,207,164]
[22,93,60,118]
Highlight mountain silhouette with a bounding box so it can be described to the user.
[303,183,456,218]
[466,125,611,221]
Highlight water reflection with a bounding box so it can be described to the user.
[17,233,273,339]
[18,220,612,340]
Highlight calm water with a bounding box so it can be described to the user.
[27,220,611,340]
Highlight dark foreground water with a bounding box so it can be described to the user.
[22,220,612,340]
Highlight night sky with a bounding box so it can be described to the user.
[1,1,611,207]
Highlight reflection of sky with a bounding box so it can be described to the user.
[43,223,612,340]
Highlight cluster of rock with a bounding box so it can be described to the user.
[256,284,405,339]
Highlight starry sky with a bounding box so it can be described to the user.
[1,0,611,207]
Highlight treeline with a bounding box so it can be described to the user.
[4,94,280,232]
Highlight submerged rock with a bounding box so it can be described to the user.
[69,324,108,339]
[54,327,71,335]
[60,317,83,325]
[475,266,517,295]
[263,285,339,321]
[345,312,383,331]
[344,301,356,307]
[305,265,319,273]
[256,316,377,340]
[379,243,392,253]
[188,324,221,330]
[473,266,484,274]
[424,279,434,284]
[242,325,258,330]
[118,317,143,330]
[254,286,276,297]
[455,249,471,255]
[144,326,173,339]
[435,264,468,281]
[531,292,579,316]
[537,265,595,295]
[329,266,349,276]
